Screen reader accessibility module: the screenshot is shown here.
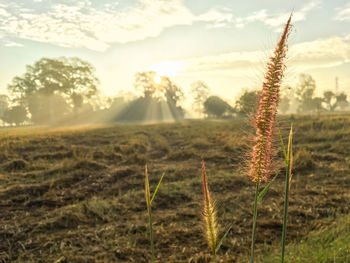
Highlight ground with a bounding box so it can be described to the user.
[0,114,349,262]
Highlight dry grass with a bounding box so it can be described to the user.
[0,114,349,262]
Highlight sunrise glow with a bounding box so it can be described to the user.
[153,75,162,85]
[149,61,183,77]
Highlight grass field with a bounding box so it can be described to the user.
[0,114,349,262]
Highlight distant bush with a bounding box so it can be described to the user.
[204,95,234,118]
[2,105,27,126]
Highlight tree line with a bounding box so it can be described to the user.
[193,74,349,118]
[0,57,186,125]
[1,56,348,125]
[1,57,99,125]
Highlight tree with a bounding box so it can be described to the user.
[0,95,9,119]
[335,92,348,110]
[235,90,259,116]
[279,96,290,114]
[109,96,129,112]
[8,57,99,123]
[278,86,294,114]
[323,91,336,111]
[322,90,348,111]
[311,97,324,114]
[295,74,317,113]
[134,71,158,98]
[163,77,185,118]
[204,96,233,118]
[2,106,27,126]
[134,71,184,105]
[26,93,70,124]
[190,81,210,117]
[115,71,185,122]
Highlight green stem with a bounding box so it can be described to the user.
[214,253,217,263]
[149,206,155,263]
[281,162,290,263]
[250,183,260,263]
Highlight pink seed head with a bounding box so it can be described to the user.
[249,15,292,183]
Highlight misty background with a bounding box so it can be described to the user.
[0,55,348,127]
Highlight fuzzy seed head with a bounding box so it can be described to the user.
[249,15,292,183]
[201,160,218,255]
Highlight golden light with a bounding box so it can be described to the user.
[153,75,162,84]
[149,61,182,77]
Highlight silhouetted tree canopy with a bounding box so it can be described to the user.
[190,81,210,116]
[2,105,27,126]
[27,93,70,124]
[295,74,319,113]
[335,92,348,110]
[134,71,184,104]
[323,90,348,111]
[204,95,233,118]
[115,71,185,122]
[8,57,99,124]
[311,97,324,113]
[0,95,9,119]
[235,90,259,116]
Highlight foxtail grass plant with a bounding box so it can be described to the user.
[249,14,292,263]
[144,165,165,263]
[201,161,231,262]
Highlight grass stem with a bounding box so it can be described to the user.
[250,182,260,263]
[148,206,155,263]
[281,165,289,263]
[282,125,293,263]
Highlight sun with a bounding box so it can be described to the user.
[153,75,162,85]
[149,61,182,77]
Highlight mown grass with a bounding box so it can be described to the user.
[0,114,349,262]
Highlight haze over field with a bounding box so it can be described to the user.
[0,0,350,106]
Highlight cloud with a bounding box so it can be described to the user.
[0,6,11,17]
[0,0,321,51]
[190,0,319,31]
[177,35,350,75]
[180,51,261,74]
[290,36,350,69]
[195,8,233,28]
[0,0,240,51]
[235,0,320,29]
[334,2,350,21]
[0,0,195,51]
[3,40,23,47]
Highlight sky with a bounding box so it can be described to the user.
[0,0,350,107]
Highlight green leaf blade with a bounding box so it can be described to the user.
[278,128,288,164]
[150,172,166,205]
[215,226,232,254]
[257,172,279,203]
[145,165,151,213]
